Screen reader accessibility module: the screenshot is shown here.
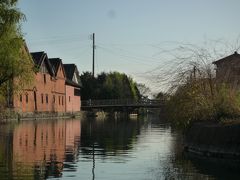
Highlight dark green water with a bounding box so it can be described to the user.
[0,115,239,180]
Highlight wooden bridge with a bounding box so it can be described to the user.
[81,99,164,111]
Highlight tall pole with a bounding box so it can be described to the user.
[92,33,95,77]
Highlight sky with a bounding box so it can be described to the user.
[18,0,240,93]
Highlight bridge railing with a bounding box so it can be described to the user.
[81,99,163,107]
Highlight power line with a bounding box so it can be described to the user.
[98,43,163,63]
[97,45,160,66]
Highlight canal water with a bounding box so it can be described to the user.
[0,114,239,180]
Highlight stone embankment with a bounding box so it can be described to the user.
[184,122,240,160]
[0,110,86,122]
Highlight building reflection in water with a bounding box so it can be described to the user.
[12,119,81,179]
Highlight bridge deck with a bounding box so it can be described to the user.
[81,99,163,109]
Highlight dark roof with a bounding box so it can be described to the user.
[49,58,63,76]
[213,51,240,65]
[63,64,82,87]
[63,64,75,80]
[66,79,81,88]
[31,51,45,66]
[31,51,54,76]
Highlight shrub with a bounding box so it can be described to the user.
[166,70,240,129]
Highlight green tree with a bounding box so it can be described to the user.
[127,76,140,100]
[80,71,141,100]
[0,0,34,107]
[80,72,97,100]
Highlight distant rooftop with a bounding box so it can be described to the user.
[213,51,240,65]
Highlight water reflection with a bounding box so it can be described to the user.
[79,117,145,180]
[0,115,239,180]
[80,118,142,159]
[0,119,81,179]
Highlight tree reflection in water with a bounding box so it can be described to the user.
[80,117,144,159]
[80,116,145,180]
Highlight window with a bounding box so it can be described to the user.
[20,95,22,102]
[59,96,61,105]
[44,74,46,84]
[41,94,44,103]
[62,96,64,105]
[46,94,48,104]
[53,95,55,103]
[26,94,28,103]
[74,88,81,96]
[69,96,71,102]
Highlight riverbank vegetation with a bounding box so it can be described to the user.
[80,71,141,100]
[154,42,240,129]
[166,69,240,129]
[0,0,34,108]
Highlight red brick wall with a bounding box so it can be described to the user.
[13,72,53,113]
[52,78,66,112]
[14,65,66,113]
[65,85,81,112]
[53,65,66,112]
[35,72,54,112]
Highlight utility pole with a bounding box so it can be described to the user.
[92,33,95,77]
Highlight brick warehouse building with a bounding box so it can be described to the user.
[63,64,81,112]
[13,51,81,113]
